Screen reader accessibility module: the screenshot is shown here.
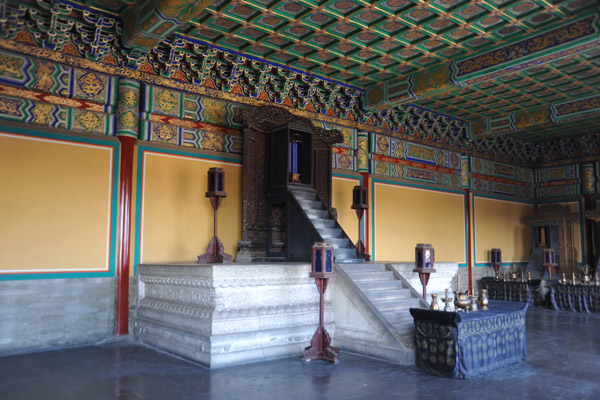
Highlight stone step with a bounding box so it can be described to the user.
[336,258,365,264]
[297,199,323,210]
[335,248,357,260]
[357,280,405,291]
[392,320,415,332]
[341,264,385,273]
[364,289,412,302]
[306,209,329,219]
[318,228,342,239]
[381,309,416,322]
[346,271,394,282]
[291,191,316,201]
[387,313,415,326]
[373,299,422,311]
[328,238,349,249]
[312,218,336,229]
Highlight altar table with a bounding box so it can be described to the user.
[548,281,600,313]
[482,277,541,306]
[410,301,528,379]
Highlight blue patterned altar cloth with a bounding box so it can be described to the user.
[410,301,528,379]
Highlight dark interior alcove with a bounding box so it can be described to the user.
[233,105,343,261]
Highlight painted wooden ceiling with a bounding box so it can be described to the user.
[16,0,600,146]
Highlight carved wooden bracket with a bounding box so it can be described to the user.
[585,208,600,222]
[234,105,343,144]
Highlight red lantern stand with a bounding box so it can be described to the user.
[413,244,436,299]
[302,242,340,364]
[351,185,370,261]
[543,248,557,280]
[198,168,232,263]
[491,248,502,279]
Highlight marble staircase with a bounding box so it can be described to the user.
[290,189,363,263]
[340,263,426,343]
[389,262,459,303]
[332,263,428,364]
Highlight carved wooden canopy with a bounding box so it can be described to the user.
[525,204,579,224]
[234,105,343,144]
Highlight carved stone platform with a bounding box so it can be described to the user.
[134,263,333,368]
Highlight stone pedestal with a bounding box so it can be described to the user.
[134,263,333,368]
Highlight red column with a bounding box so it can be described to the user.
[116,136,136,335]
[361,172,370,254]
[465,189,473,293]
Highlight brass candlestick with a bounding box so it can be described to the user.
[442,288,453,312]
[572,271,577,285]
[511,264,517,281]
[561,273,567,285]
[582,265,591,284]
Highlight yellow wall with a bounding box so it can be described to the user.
[474,197,533,264]
[332,175,361,244]
[0,132,115,272]
[139,151,242,263]
[557,201,582,263]
[373,182,466,262]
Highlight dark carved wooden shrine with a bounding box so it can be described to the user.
[525,204,579,279]
[234,106,344,261]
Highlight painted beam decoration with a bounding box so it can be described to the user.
[470,156,535,199]
[535,164,580,199]
[0,0,597,168]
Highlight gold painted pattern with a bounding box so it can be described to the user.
[120,89,139,108]
[75,110,103,132]
[0,53,25,79]
[32,103,54,125]
[406,143,436,162]
[0,96,23,115]
[118,110,138,128]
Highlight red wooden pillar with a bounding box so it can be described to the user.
[116,135,136,335]
[361,171,370,255]
[461,154,473,294]
[115,79,140,335]
[465,189,473,294]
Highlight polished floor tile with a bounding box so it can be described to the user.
[1,307,599,400]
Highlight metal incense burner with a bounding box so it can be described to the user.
[453,274,471,312]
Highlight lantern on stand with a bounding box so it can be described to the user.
[351,185,369,260]
[543,247,557,280]
[491,248,502,279]
[413,244,436,298]
[198,168,232,263]
[302,242,339,364]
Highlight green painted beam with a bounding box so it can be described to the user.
[365,13,600,110]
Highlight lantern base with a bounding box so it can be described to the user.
[198,236,232,264]
[301,326,340,364]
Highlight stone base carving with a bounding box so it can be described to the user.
[234,241,253,263]
[134,263,333,368]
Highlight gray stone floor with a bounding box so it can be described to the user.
[1,307,599,400]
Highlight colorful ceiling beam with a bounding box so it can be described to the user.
[471,94,600,139]
[122,0,215,51]
[365,14,600,109]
